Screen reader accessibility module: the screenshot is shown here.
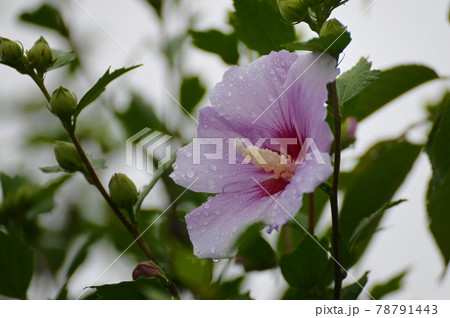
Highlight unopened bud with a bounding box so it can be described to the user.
[53,141,84,172]
[132,262,161,280]
[108,173,138,210]
[0,38,23,63]
[277,0,309,24]
[28,36,53,72]
[319,19,347,38]
[50,86,77,122]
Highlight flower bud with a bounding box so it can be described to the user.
[319,19,347,38]
[109,173,138,210]
[53,141,84,172]
[28,36,53,72]
[277,0,309,23]
[132,262,162,280]
[0,38,23,63]
[50,86,77,122]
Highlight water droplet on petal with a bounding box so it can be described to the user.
[185,151,192,158]
[212,258,220,263]
[238,75,244,80]
[215,210,221,215]
[268,94,275,102]
[227,91,232,97]
[210,164,218,171]
[210,246,216,253]
[186,169,195,178]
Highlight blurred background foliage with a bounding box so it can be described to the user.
[0,0,449,300]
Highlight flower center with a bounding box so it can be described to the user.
[237,140,296,179]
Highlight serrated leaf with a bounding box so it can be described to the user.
[341,272,369,300]
[46,49,77,71]
[425,92,450,266]
[88,278,172,300]
[20,4,69,37]
[0,229,34,299]
[283,32,351,58]
[336,58,379,105]
[180,76,206,113]
[343,65,439,121]
[231,0,296,55]
[190,30,239,64]
[76,65,141,117]
[339,139,422,266]
[370,271,407,300]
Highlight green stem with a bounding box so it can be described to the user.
[330,80,342,300]
[30,73,180,299]
[308,193,315,236]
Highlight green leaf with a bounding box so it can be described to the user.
[343,65,439,121]
[134,153,176,214]
[339,139,422,265]
[336,57,380,105]
[231,0,296,55]
[47,49,77,71]
[348,200,406,252]
[341,272,369,300]
[144,0,162,17]
[205,277,245,300]
[116,94,167,136]
[235,224,277,271]
[169,241,213,292]
[40,166,65,173]
[0,173,71,219]
[180,76,206,113]
[283,32,351,59]
[425,92,450,266]
[0,229,34,299]
[277,223,306,255]
[76,65,141,117]
[190,30,239,64]
[370,271,407,300]
[20,4,69,37]
[88,278,172,300]
[280,236,333,291]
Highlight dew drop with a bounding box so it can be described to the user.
[212,258,220,263]
[210,246,216,253]
[238,75,244,80]
[210,164,218,171]
[215,210,221,215]
[268,94,275,102]
[185,151,192,158]
[186,169,195,178]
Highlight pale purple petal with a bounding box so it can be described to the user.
[186,189,275,258]
[283,53,339,152]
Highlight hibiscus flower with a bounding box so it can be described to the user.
[170,50,338,259]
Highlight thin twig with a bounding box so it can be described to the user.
[30,73,180,299]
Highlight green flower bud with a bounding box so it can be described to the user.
[50,86,77,122]
[0,38,24,63]
[109,173,138,210]
[319,19,347,38]
[277,0,309,23]
[28,36,53,72]
[53,141,84,172]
